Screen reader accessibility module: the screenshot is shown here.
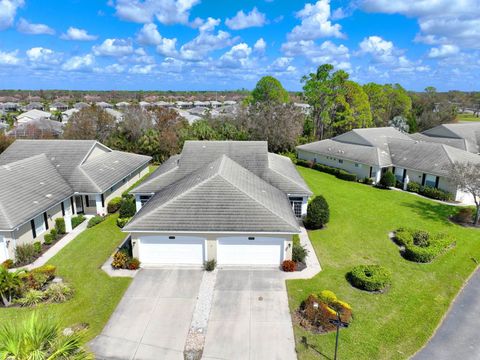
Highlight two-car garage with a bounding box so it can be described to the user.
[135,235,287,266]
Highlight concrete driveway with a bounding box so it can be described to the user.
[89,268,203,360]
[203,268,296,360]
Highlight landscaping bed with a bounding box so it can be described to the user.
[287,167,480,360]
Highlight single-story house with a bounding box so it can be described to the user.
[297,127,480,203]
[125,141,312,266]
[115,101,130,110]
[0,140,151,262]
[74,102,90,110]
[2,102,20,112]
[9,118,65,138]
[16,109,52,124]
[50,102,69,112]
[62,108,80,122]
[25,102,44,111]
[96,102,113,109]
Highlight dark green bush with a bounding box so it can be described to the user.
[43,233,54,245]
[119,197,136,218]
[419,186,453,201]
[71,214,86,228]
[361,177,373,185]
[296,159,312,168]
[292,243,308,263]
[87,215,105,228]
[107,197,122,213]
[55,218,65,234]
[297,160,357,182]
[116,217,131,228]
[394,228,453,263]
[378,171,395,188]
[204,259,216,272]
[15,244,37,265]
[347,265,392,292]
[304,195,330,229]
[407,182,421,193]
[336,170,357,182]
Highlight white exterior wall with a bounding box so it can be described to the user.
[297,149,372,180]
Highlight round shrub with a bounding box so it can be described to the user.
[55,218,66,234]
[282,260,297,272]
[119,197,136,218]
[304,195,330,230]
[378,170,395,188]
[347,265,392,292]
[407,181,421,193]
[403,234,452,263]
[107,197,122,213]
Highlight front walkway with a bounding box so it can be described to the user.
[20,216,92,271]
[413,267,480,360]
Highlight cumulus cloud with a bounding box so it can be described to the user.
[428,44,460,58]
[136,23,162,45]
[26,47,60,65]
[0,0,24,30]
[287,0,344,41]
[0,49,21,65]
[60,27,97,41]
[269,57,296,73]
[219,43,252,68]
[359,0,480,49]
[358,36,396,63]
[225,7,267,30]
[93,38,134,57]
[113,0,200,25]
[17,18,55,35]
[129,64,155,74]
[156,38,178,57]
[179,17,237,61]
[62,54,94,71]
[282,39,350,69]
[253,38,267,53]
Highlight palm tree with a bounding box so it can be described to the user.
[0,313,92,360]
[0,266,23,307]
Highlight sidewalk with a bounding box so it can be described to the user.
[283,224,322,280]
[20,216,92,271]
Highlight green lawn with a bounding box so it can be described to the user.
[457,113,480,122]
[288,167,479,360]
[0,215,131,342]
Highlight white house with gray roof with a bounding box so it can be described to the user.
[125,141,312,267]
[297,126,480,203]
[0,140,151,263]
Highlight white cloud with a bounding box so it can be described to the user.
[26,47,60,65]
[359,0,480,49]
[95,63,126,73]
[0,49,20,65]
[62,54,94,71]
[129,64,155,74]
[287,0,344,41]
[358,36,395,63]
[270,57,296,73]
[253,38,266,53]
[136,23,162,45]
[113,0,200,25]
[225,7,267,30]
[156,38,178,57]
[17,18,55,35]
[428,44,460,58]
[93,38,134,57]
[219,43,252,68]
[0,0,24,30]
[179,18,237,61]
[60,27,97,41]
[282,39,350,68]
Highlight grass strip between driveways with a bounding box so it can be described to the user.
[0,214,131,342]
[288,167,480,360]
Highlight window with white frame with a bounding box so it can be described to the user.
[289,197,303,218]
[33,213,46,238]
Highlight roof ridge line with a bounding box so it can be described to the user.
[132,165,178,192]
[76,166,102,193]
[268,164,310,193]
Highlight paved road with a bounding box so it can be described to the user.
[203,268,296,360]
[90,269,203,360]
[414,269,480,360]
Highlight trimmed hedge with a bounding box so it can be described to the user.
[394,228,454,263]
[55,218,66,234]
[347,265,392,292]
[297,160,357,182]
[406,182,453,201]
[87,215,105,228]
[71,214,86,228]
[107,197,122,213]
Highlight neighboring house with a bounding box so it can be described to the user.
[25,102,44,111]
[297,127,480,203]
[210,100,222,108]
[176,101,193,109]
[17,109,52,124]
[0,140,151,262]
[139,101,151,109]
[115,101,130,110]
[96,101,113,109]
[193,101,210,107]
[74,102,90,110]
[154,101,173,108]
[62,108,80,122]
[50,102,69,112]
[409,123,480,154]
[125,141,312,266]
[105,108,124,122]
[9,118,65,138]
[2,102,19,112]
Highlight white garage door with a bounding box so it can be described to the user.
[0,236,7,264]
[138,236,205,265]
[217,237,285,265]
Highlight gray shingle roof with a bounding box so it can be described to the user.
[0,140,151,193]
[131,141,311,196]
[124,155,299,233]
[421,123,480,153]
[409,133,469,151]
[0,154,73,230]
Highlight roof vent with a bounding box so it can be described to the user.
[33,200,38,204]
[39,181,44,185]
[202,145,206,148]
[46,194,52,198]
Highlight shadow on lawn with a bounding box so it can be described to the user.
[400,200,456,225]
[300,336,333,360]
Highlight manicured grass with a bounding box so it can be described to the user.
[123,164,158,195]
[0,214,131,342]
[288,167,479,360]
[457,113,480,122]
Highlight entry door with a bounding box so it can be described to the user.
[217,237,284,265]
[75,196,84,214]
[0,236,7,263]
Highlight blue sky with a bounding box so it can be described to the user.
[0,0,478,91]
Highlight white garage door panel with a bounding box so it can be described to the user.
[217,237,284,265]
[0,236,6,264]
[139,236,205,265]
